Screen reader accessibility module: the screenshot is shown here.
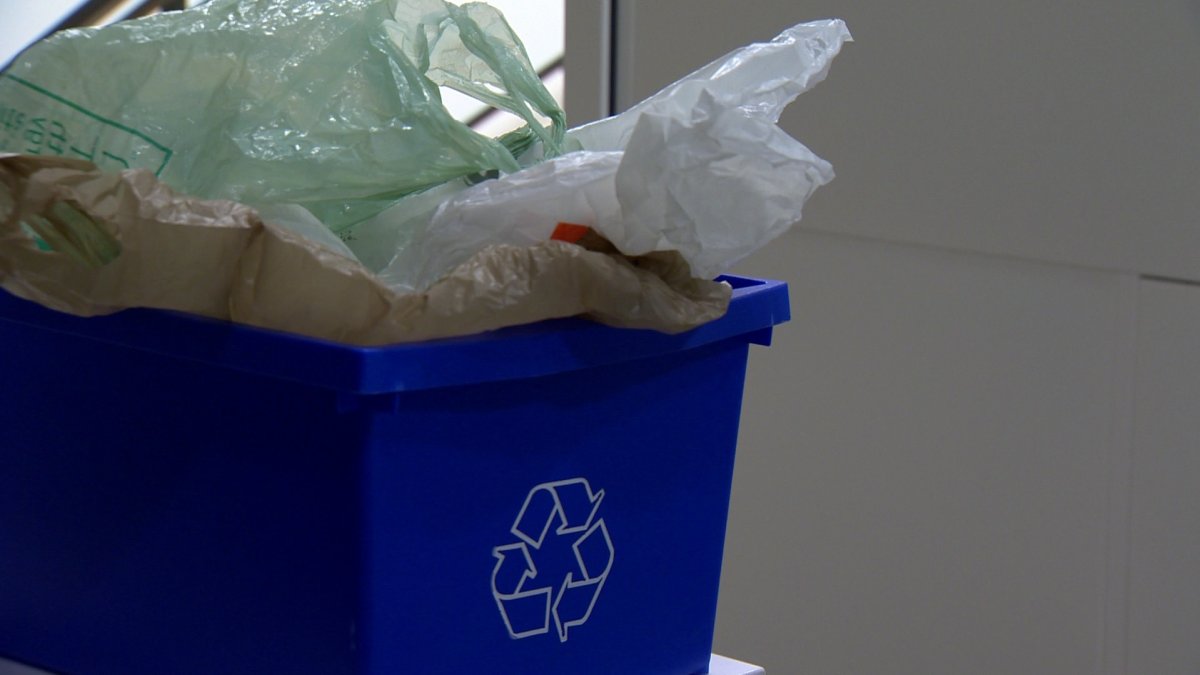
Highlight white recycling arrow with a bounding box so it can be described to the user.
[491,478,615,642]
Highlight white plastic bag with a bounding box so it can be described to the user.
[368,18,851,291]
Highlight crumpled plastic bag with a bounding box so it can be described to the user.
[354,18,852,290]
[0,4,851,345]
[0,0,564,233]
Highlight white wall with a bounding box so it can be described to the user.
[581,0,1200,279]
[568,2,1200,672]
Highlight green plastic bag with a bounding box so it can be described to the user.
[0,0,564,233]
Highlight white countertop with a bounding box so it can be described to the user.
[0,654,764,674]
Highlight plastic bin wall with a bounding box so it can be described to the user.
[0,276,789,675]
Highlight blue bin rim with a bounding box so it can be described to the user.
[0,275,789,394]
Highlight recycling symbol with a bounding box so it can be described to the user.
[491,478,614,642]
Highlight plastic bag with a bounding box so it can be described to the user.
[365,19,852,290]
[0,0,563,233]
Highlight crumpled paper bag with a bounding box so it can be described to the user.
[0,154,730,345]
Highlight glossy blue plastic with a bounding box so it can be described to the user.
[0,276,788,675]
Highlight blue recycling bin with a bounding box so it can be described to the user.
[0,275,788,675]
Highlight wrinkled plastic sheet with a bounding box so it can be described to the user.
[0,0,564,233]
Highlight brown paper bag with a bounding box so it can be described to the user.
[0,155,731,346]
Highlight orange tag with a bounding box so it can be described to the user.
[550,222,591,244]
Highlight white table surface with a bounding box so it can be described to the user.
[0,659,47,675]
[708,654,766,674]
[1,654,764,674]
